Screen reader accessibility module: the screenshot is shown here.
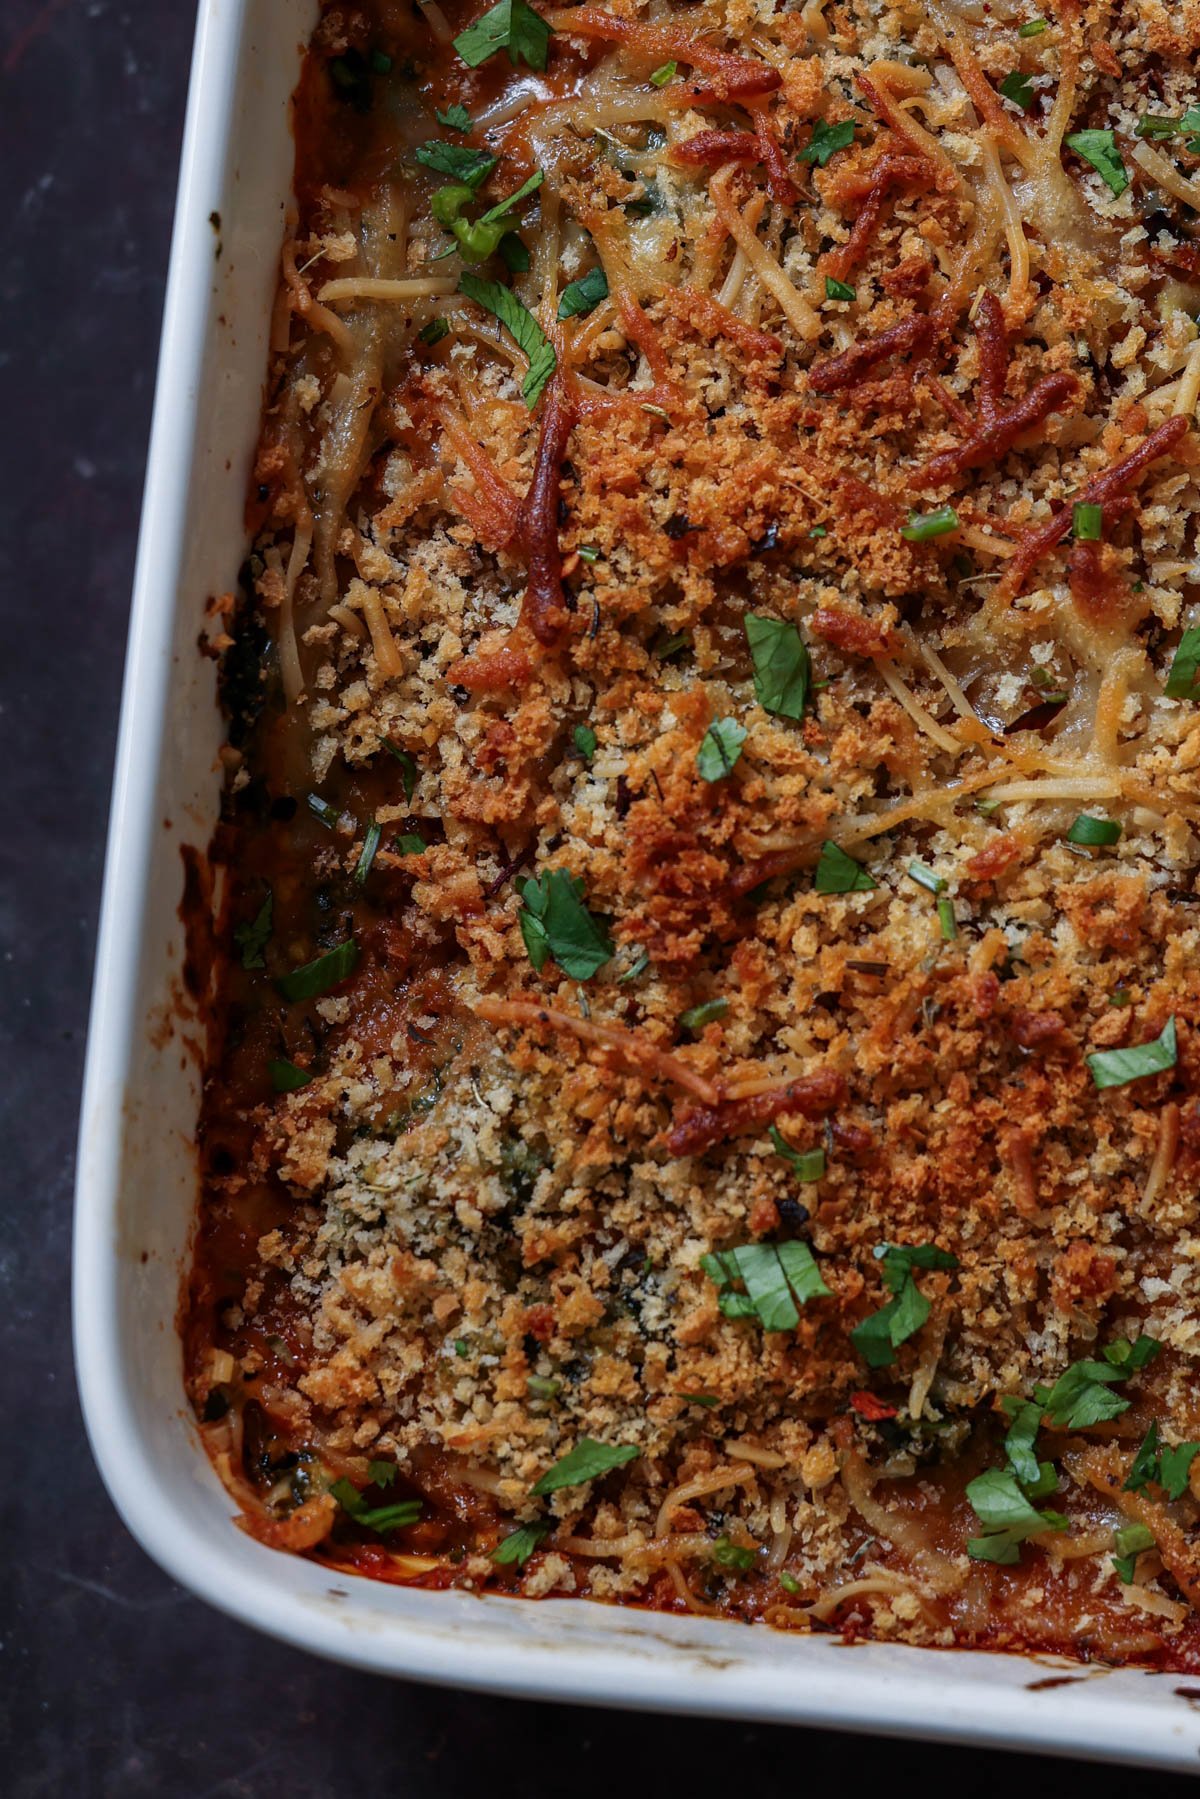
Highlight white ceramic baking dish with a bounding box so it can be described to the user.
[73,0,1200,1763]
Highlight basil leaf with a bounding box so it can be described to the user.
[415,141,497,187]
[1087,1016,1177,1090]
[277,938,359,1003]
[769,1124,824,1180]
[814,840,876,893]
[492,1520,551,1564]
[1165,625,1200,699]
[1065,128,1129,196]
[437,103,473,130]
[531,1438,639,1495]
[454,0,553,71]
[1000,1396,1044,1488]
[745,614,810,720]
[459,271,557,405]
[517,869,613,979]
[697,717,747,782]
[234,892,273,969]
[999,70,1034,109]
[799,119,855,166]
[269,1058,312,1092]
[852,1243,958,1367]
[558,264,609,320]
[680,997,729,1031]
[702,1241,829,1331]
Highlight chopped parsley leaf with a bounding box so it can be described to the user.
[234,892,273,970]
[269,1059,311,1092]
[453,0,553,71]
[1165,626,1200,700]
[1065,128,1129,196]
[531,1438,640,1495]
[276,939,359,1003]
[799,119,856,166]
[851,1243,958,1369]
[573,724,597,761]
[770,1124,825,1181]
[415,141,497,187]
[999,70,1035,110]
[966,1467,1067,1564]
[492,1521,551,1565]
[436,103,473,130]
[458,272,556,406]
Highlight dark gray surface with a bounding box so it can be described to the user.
[0,1,1194,1792]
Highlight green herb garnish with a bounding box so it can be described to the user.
[1072,501,1103,541]
[415,141,497,187]
[1087,1017,1177,1090]
[531,1438,640,1495]
[907,860,946,894]
[814,840,875,893]
[1018,16,1047,34]
[825,276,856,301]
[454,0,553,70]
[492,1520,552,1565]
[276,938,359,1003]
[679,997,729,1031]
[697,716,748,782]
[745,614,810,720]
[1165,626,1200,699]
[999,70,1035,110]
[331,1477,422,1533]
[269,1059,311,1092]
[851,1243,958,1368]
[1036,1336,1161,1429]
[1067,814,1121,846]
[770,1124,825,1181]
[1124,1421,1200,1500]
[355,819,382,885]
[558,265,609,320]
[437,103,473,130]
[382,739,418,798]
[799,119,856,166]
[702,1241,830,1332]
[234,892,273,970]
[966,1468,1067,1564]
[419,316,450,345]
[1065,128,1129,196]
[518,869,613,979]
[1112,1521,1156,1583]
[573,724,597,761]
[712,1537,757,1571]
[901,505,960,542]
[459,271,556,406]
[649,60,677,86]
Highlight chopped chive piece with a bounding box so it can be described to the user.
[331,1478,422,1533]
[573,724,597,761]
[396,833,427,856]
[1066,814,1121,846]
[779,1571,802,1594]
[1065,128,1129,196]
[814,840,876,893]
[355,819,382,885]
[999,70,1035,109]
[419,316,450,345]
[907,860,946,894]
[1165,626,1200,699]
[901,505,959,542]
[269,1059,312,1092]
[492,1521,551,1565]
[1112,1521,1156,1583]
[1087,1016,1177,1090]
[277,939,359,1003]
[526,1374,561,1398]
[649,59,677,85]
[680,997,729,1031]
[653,629,690,659]
[382,740,419,798]
[679,1392,719,1407]
[1072,501,1103,541]
[1018,16,1047,33]
[454,1337,470,1357]
[976,797,1001,815]
[1109,987,1131,1008]
[824,276,856,301]
[577,544,600,562]
[809,525,827,538]
[937,895,957,940]
[770,1124,825,1180]
[308,793,339,828]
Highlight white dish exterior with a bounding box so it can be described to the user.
[73,0,1200,1764]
